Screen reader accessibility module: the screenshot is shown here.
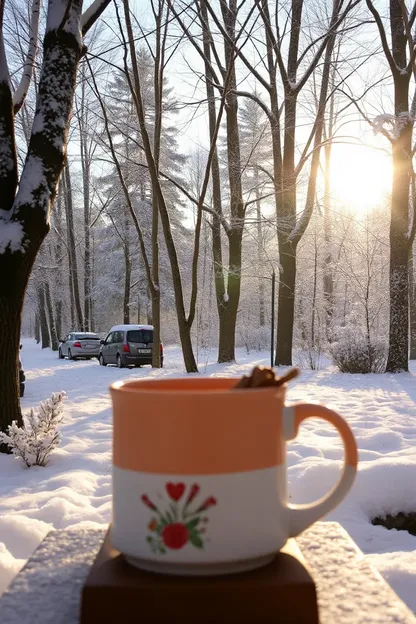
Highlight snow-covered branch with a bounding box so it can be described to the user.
[13,0,41,114]
[11,0,84,251]
[81,0,112,35]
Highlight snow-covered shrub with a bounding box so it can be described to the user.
[294,345,323,370]
[0,392,67,467]
[237,323,271,354]
[331,334,386,373]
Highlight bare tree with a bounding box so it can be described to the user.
[170,0,261,362]
[364,0,416,371]
[104,0,233,371]
[197,0,359,364]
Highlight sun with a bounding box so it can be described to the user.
[329,143,392,215]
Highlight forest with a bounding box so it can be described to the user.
[1,0,416,436]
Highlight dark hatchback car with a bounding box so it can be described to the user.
[99,324,163,368]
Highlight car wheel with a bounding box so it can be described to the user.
[99,354,107,366]
[117,354,124,369]
[20,383,25,398]
[58,348,64,359]
[68,349,77,361]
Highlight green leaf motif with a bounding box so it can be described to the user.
[186,517,200,530]
[189,532,204,549]
[165,511,174,524]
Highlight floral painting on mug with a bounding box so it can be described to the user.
[141,483,217,554]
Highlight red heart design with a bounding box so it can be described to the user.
[166,482,185,501]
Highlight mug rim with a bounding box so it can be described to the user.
[110,376,287,395]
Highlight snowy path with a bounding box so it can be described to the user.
[1,340,416,612]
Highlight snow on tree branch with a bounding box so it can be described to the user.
[373,112,414,140]
[81,0,112,35]
[46,0,81,40]
[13,0,41,114]
[0,210,24,252]
[11,0,85,250]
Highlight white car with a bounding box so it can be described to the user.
[59,332,102,360]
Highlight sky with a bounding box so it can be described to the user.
[76,0,407,226]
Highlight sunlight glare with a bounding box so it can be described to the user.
[329,143,391,216]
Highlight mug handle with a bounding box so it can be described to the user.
[283,403,358,538]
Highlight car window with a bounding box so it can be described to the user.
[67,334,72,341]
[127,330,154,344]
[75,333,100,340]
[105,333,113,345]
[114,331,124,343]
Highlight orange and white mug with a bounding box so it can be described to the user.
[110,377,357,575]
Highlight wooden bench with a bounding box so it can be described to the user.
[1,522,415,623]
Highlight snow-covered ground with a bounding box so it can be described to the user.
[1,339,416,611]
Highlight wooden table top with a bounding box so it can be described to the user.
[1,522,415,624]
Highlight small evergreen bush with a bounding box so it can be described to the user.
[0,391,67,467]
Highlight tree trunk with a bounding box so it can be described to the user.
[217,0,244,363]
[255,169,265,326]
[55,300,62,342]
[151,290,161,367]
[83,163,91,331]
[123,248,131,324]
[37,283,50,349]
[385,92,412,371]
[0,291,24,452]
[275,83,298,366]
[409,245,416,359]
[34,312,40,343]
[323,141,334,340]
[69,267,76,329]
[384,2,413,372]
[276,240,297,365]
[218,230,243,362]
[45,280,59,350]
[151,13,162,369]
[199,0,227,360]
[79,70,92,332]
[54,189,64,340]
[309,236,318,369]
[63,162,84,331]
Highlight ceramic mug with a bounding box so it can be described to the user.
[110,377,357,576]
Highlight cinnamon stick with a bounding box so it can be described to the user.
[234,366,300,389]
